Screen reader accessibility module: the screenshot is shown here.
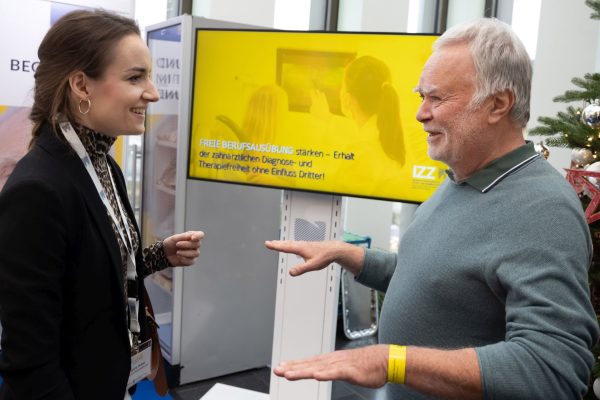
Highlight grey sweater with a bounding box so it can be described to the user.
[357,144,599,399]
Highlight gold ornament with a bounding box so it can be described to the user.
[533,140,550,160]
[534,141,550,160]
[571,147,595,168]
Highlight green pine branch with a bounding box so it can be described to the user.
[530,106,600,152]
[554,73,600,102]
[531,72,600,153]
[587,0,600,19]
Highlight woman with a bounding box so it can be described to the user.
[0,10,204,400]
[342,55,405,167]
[241,84,290,145]
[312,56,407,196]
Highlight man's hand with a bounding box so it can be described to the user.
[273,345,389,388]
[163,231,204,267]
[266,240,365,276]
[265,240,340,276]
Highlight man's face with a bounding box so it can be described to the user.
[415,43,489,175]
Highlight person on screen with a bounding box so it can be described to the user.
[240,84,296,188]
[241,84,296,186]
[209,84,289,147]
[342,55,405,166]
[241,84,290,144]
[310,55,408,194]
[0,10,204,400]
[202,84,295,187]
[266,18,598,400]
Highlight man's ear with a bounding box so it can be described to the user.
[68,71,90,100]
[488,89,515,124]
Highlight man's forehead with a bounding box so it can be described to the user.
[418,46,474,86]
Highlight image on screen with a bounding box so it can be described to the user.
[188,29,447,203]
[277,49,356,115]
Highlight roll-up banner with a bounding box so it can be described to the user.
[0,0,132,190]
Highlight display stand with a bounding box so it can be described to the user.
[201,383,268,400]
[199,190,342,400]
[142,15,281,388]
[269,190,343,400]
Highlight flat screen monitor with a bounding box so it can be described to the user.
[187,28,447,203]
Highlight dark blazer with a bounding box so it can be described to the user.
[0,122,151,400]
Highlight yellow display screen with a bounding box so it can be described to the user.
[188,29,446,203]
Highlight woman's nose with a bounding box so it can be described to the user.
[144,80,159,102]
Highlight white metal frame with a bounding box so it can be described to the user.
[270,190,343,400]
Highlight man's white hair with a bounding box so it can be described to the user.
[434,18,532,127]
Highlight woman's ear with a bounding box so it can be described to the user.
[488,89,515,125]
[68,71,90,100]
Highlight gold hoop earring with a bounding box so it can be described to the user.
[78,98,91,115]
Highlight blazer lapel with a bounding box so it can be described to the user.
[106,156,145,276]
[107,156,141,245]
[36,124,126,304]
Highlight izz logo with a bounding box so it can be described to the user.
[412,165,438,180]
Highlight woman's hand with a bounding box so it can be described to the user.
[310,89,332,122]
[163,231,204,267]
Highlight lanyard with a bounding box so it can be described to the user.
[59,120,140,342]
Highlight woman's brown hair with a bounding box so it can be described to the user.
[30,9,140,145]
[345,56,405,166]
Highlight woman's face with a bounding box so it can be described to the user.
[83,34,158,136]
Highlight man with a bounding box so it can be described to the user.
[266,18,599,399]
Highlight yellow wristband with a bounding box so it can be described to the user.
[388,345,407,384]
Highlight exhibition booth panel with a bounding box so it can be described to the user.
[141,15,280,386]
[141,17,445,398]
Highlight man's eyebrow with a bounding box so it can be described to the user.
[413,86,436,95]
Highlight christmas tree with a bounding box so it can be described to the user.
[531,0,600,156]
[529,1,600,397]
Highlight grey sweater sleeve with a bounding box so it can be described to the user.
[476,199,599,400]
[355,248,397,293]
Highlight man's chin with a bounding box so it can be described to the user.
[425,145,440,163]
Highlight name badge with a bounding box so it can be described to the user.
[127,339,152,389]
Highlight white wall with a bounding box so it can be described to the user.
[192,0,276,27]
[447,0,485,27]
[339,0,409,32]
[192,0,327,29]
[135,0,168,37]
[527,0,600,173]
[48,0,133,14]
